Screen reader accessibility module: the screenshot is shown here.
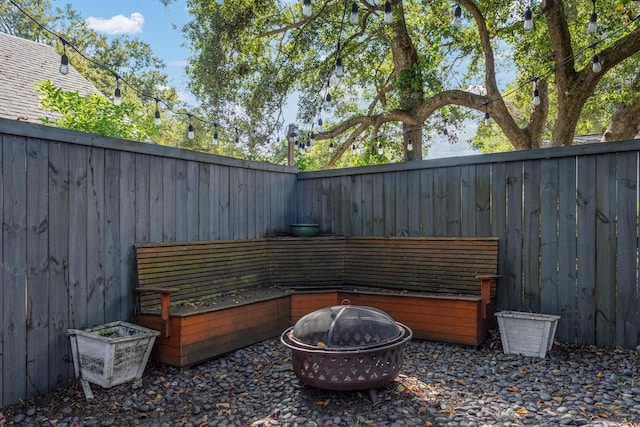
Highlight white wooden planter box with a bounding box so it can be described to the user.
[68,321,159,393]
[495,311,561,358]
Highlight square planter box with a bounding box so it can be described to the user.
[495,311,561,358]
[68,321,159,390]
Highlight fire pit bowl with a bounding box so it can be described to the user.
[281,305,412,400]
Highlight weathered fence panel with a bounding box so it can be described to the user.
[297,141,640,349]
[0,119,297,407]
[2,116,640,408]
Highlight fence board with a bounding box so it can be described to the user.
[362,174,373,235]
[219,166,231,240]
[407,170,420,236]
[104,150,121,322]
[47,141,71,392]
[557,157,577,343]
[491,162,507,300]
[3,135,27,404]
[540,159,559,315]
[475,164,491,236]
[135,154,150,244]
[433,168,447,237]
[0,135,3,403]
[87,147,105,327]
[576,155,596,345]
[149,157,163,242]
[350,175,362,236]
[162,158,177,242]
[615,152,639,347]
[446,166,461,235]
[68,146,88,329]
[175,160,189,242]
[26,138,49,398]
[119,151,136,319]
[595,154,617,346]
[461,165,476,236]
[523,160,541,312]
[419,168,434,236]
[505,161,523,310]
[372,174,384,235]
[395,172,409,236]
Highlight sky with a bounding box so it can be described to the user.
[50,0,479,159]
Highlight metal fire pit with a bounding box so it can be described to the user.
[281,304,412,401]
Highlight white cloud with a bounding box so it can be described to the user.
[86,12,145,35]
[170,60,188,67]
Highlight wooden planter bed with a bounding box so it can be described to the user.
[135,236,500,367]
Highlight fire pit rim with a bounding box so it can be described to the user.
[280,323,413,353]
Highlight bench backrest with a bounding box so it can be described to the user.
[134,236,499,312]
[344,237,499,297]
[135,239,269,312]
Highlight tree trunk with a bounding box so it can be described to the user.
[403,125,422,160]
[603,72,640,142]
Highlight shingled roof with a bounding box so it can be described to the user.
[0,32,100,123]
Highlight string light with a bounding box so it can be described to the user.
[235,127,240,144]
[350,1,359,25]
[324,93,332,110]
[483,103,491,125]
[377,141,383,154]
[59,37,69,75]
[303,0,312,17]
[154,97,161,125]
[384,0,393,24]
[329,140,334,153]
[453,3,463,27]
[113,74,122,106]
[213,124,219,144]
[335,57,344,77]
[588,0,598,34]
[443,118,449,136]
[310,132,316,145]
[524,6,533,31]
[592,54,602,73]
[532,78,541,106]
[187,115,195,140]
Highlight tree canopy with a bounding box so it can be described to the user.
[174,0,640,166]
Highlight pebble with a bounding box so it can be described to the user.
[2,335,640,426]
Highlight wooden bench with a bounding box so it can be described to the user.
[134,236,500,367]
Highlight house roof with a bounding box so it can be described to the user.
[0,32,100,123]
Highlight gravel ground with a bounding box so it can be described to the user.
[1,331,639,427]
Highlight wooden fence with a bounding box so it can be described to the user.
[1,117,639,407]
[297,141,640,351]
[0,119,297,407]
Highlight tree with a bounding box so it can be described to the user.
[175,0,640,166]
[36,80,159,141]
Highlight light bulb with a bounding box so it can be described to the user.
[443,127,448,136]
[377,142,383,155]
[587,12,598,34]
[384,0,393,24]
[352,143,356,154]
[407,139,413,151]
[592,55,602,73]
[59,53,69,75]
[303,0,312,17]
[335,57,344,78]
[453,5,462,27]
[154,109,161,126]
[350,2,359,25]
[484,112,491,126]
[329,141,334,153]
[324,93,332,110]
[318,117,323,130]
[310,132,316,145]
[113,87,121,106]
[533,88,541,106]
[524,7,533,31]
[212,132,218,145]
[188,124,194,140]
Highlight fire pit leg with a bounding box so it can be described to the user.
[367,388,378,403]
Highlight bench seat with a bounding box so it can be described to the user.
[134,236,500,367]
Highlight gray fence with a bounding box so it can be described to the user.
[0,119,297,407]
[2,118,640,407]
[297,141,640,350]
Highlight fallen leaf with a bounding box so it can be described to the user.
[317,341,327,348]
[517,408,528,414]
[216,402,230,408]
[316,399,330,406]
[397,384,406,392]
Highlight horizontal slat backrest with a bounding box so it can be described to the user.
[344,237,499,297]
[267,236,345,287]
[135,239,269,311]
